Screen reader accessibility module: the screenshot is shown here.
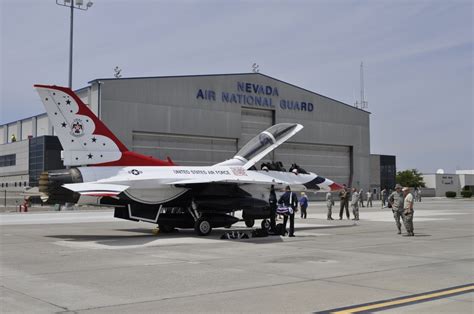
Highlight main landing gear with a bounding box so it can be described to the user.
[194,217,212,236]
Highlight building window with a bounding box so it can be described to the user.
[24,181,27,187]
[0,154,16,167]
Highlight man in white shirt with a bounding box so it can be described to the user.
[366,190,373,207]
[402,187,415,236]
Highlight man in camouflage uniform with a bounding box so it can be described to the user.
[389,184,404,234]
[350,187,360,220]
[326,192,334,220]
[339,184,350,220]
[359,188,365,207]
[403,187,415,236]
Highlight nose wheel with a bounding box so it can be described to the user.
[244,218,255,228]
[261,219,271,231]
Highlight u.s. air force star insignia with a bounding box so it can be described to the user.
[70,119,85,137]
[129,169,142,176]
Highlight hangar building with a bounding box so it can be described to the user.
[1,73,379,202]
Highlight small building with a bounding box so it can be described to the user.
[456,170,474,192]
[422,170,474,197]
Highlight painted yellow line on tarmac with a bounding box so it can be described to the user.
[322,284,474,314]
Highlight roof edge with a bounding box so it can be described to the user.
[88,72,370,114]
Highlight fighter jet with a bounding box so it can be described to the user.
[35,84,343,235]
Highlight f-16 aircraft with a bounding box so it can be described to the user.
[35,84,343,235]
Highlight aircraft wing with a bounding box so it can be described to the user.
[62,183,129,197]
[63,173,287,194]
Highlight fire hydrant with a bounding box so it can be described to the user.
[20,199,29,212]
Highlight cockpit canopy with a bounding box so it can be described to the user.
[215,123,303,169]
[236,123,299,161]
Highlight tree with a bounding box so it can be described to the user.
[396,169,425,188]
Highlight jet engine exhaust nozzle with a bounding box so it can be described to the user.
[38,168,83,204]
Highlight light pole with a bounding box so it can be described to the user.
[55,0,93,88]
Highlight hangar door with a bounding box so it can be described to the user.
[275,143,351,186]
[132,132,237,166]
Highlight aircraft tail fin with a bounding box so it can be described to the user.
[34,84,174,167]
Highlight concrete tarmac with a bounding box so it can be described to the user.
[1,198,473,313]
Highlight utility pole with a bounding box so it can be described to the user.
[56,0,94,88]
[55,0,94,210]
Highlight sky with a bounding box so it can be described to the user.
[1,0,473,174]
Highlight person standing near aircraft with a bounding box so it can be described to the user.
[403,187,415,236]
[381,188,387,208]
[351,188,360,220]
[299,192,308,219]
[366,190,373,207]
[359,188,365,207]
[326,192,334,220]
[389,184,405,234]
[278,186,298,237]
[269,185,278,233]
[339,184,350,220]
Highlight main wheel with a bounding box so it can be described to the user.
[244,218,255,228]
[261,219,271,231]
[194,217,212,236]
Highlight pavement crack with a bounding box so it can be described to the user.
[1,284,70,311]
